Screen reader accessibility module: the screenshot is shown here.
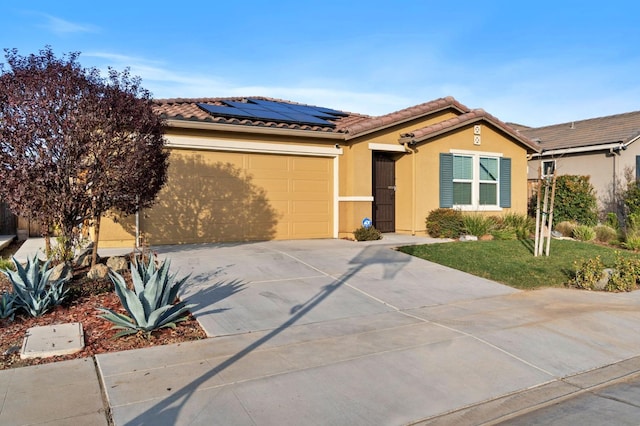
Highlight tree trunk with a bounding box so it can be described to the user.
[42,222,51,258]
[91,216,101,268]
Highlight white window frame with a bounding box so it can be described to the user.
[542,160,556,177]
[450,149,503,211]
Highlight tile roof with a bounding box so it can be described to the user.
[518,110,640,152]
[155,96,475,139]
[399,109,541,153]
[341,96,471,138]
[154,95,538,153]
[154,96,369,134]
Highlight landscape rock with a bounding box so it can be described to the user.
[480,234,494,241]
[595,268,613,291]
[49,262,73,282]
[74,246,95,268]
[87,264,109,280]
[459,235,478,242]
[106,256,128,272]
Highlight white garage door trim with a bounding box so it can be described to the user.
[166,135,343,157]
[166,135,341,238]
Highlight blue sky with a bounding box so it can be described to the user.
[1,1,639,127]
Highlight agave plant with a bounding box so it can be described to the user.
[0,255,70,317]
[0,291,17,320]
[99,256,194,338]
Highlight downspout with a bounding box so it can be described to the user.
[403,142,417,235]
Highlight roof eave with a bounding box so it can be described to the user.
[164,118,347,140]
[400,116,541,153]
[531,141,627,158]
[343,104,469,140]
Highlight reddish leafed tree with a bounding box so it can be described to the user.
[0,46,168,266]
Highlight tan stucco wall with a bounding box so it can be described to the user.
[100,129,339,247]
[338,110,459,235]
[409,124,530,235]
[100,109,531,246]
[528,146,640,213]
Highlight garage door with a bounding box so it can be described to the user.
[141,150,334,244]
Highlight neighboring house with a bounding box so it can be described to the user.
[99,96,540,247]
[521,111,640,215]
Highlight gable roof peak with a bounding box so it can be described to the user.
[342,96,471,138]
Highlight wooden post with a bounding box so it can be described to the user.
[538,176,550,256]
[534,166,542,257]
[545,171,558,256]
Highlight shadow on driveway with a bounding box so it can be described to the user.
[123,244,410,425]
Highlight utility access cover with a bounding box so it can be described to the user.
[21,322,85,359]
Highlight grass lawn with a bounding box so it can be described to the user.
[398,239,640,290]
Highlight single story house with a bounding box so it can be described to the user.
[520,111,640,215]
[99,96,540,247]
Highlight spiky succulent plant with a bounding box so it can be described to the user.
[99,255,194,338]
[0,291,17,320]
[0,255,69,317]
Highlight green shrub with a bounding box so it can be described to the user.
[99,256,194,338]
[490,228,518,240]
[0,255,70,317]
[555,221,577,238]
[353,226,382,241]
[501,213,534,239]
[426,208,464,238]
[594,225,617,244]
[571,256,605,290]
[623,229,640,251]
[623,181,640,218]
[552,175,598,226]
[0,257,14,271]
[573,225,595,241]
[607,252,640,292]
[462,214,496,237]
[605,212,620,230]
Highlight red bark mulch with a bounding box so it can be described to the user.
[0,252,207,370]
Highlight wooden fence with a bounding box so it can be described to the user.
[0,201,16,235]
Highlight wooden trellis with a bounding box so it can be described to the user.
[534,164,557,256]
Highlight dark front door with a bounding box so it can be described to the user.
[372,153,396,232]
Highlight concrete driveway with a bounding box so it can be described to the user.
[95,237,640,425]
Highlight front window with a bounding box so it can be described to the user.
[453,153,501,209]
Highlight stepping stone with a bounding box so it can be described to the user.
[21,322,85,359]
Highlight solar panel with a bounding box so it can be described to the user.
[249,98,347,117]
[198,99,342,127]
[223,101,267,111]
[197,103,256,119]
[246,110,300,122]
[277,112,333,126]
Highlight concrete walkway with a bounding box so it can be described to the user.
[2,235,640,425]
[10,237,131,263]
[0,235,15,252]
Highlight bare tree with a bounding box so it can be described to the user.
[0,46,168,266]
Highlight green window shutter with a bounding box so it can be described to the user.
[440,153,454,208]
[500,157,511,208]
[636,156,640,181]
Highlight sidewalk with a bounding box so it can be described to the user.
[11,237,131,263]
[2,237,640,425]
[0,235,15,252]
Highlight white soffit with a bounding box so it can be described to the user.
[166,135,343,157]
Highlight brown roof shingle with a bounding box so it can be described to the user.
[519,110,640,152]
[399,109,540,153]
[341,96,471,138]
[154,96,368,134]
